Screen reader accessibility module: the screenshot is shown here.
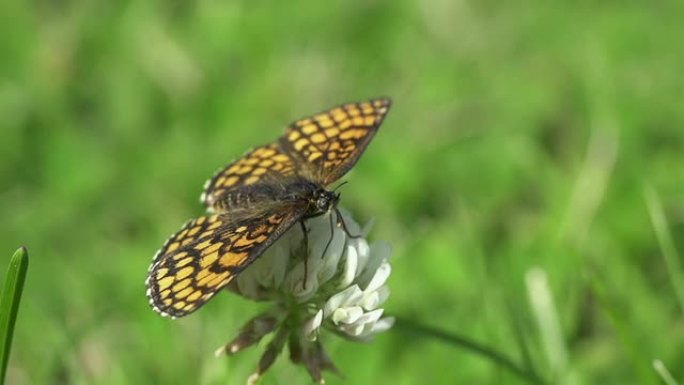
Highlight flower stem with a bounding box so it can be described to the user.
[393,317,546,384]
[0,247,29,384]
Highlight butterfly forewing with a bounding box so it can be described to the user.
[279,98,391,185]
[201,143,297,212]
[146,204,307,318]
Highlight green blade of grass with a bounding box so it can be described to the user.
[525,267,568,381]
[506,299,538,379]
[393,317,546,384]
[588,267,654,383]
[0,247,29,384]
[653,359,679,385]
[644,185,684,315]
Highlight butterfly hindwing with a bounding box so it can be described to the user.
[150,215,224,267]
[279,98,391,185]
[146,203,307,318]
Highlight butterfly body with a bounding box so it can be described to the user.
[147,98,391,318]
[210,177,337,217]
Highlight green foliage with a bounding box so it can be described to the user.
[1,0,683,384]
[0,247,29,384]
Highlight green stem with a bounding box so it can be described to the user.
[0,247,29,385]
[393,317,546,384]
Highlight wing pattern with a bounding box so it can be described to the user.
[279,98,391,185]
[146,205,306,318]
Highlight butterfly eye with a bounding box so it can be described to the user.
[316,195,328,210]
[314,191,336,211]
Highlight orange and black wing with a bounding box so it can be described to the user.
[146,204,306,318]
[201,144,296,212]
[279,97,391,186]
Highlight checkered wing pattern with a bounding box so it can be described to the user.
[279,98,391,185]
[146,204,306,318]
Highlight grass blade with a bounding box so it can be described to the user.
[644,185,684,315]
[653,359,679,385]
[0,247,29,384]
[393,317,546,384]
[525,267,568,382]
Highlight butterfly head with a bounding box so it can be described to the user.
[313,188,340,214]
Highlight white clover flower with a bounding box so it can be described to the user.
[215,207,393,384]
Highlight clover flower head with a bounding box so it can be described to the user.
[215,207,393,384]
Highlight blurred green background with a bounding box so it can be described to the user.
[1,0,683,384]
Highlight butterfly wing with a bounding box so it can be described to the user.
[146,203,307,318]
[201,144,297,212]
[278,97,391,186]
[201,98,391,208]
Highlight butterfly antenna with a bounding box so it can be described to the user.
[333,181,349,192]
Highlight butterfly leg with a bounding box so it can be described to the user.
[319,211,335,261]
[300,220,309,290]
[334,207,362,238]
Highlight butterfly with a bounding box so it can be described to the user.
[146,97,392,318]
